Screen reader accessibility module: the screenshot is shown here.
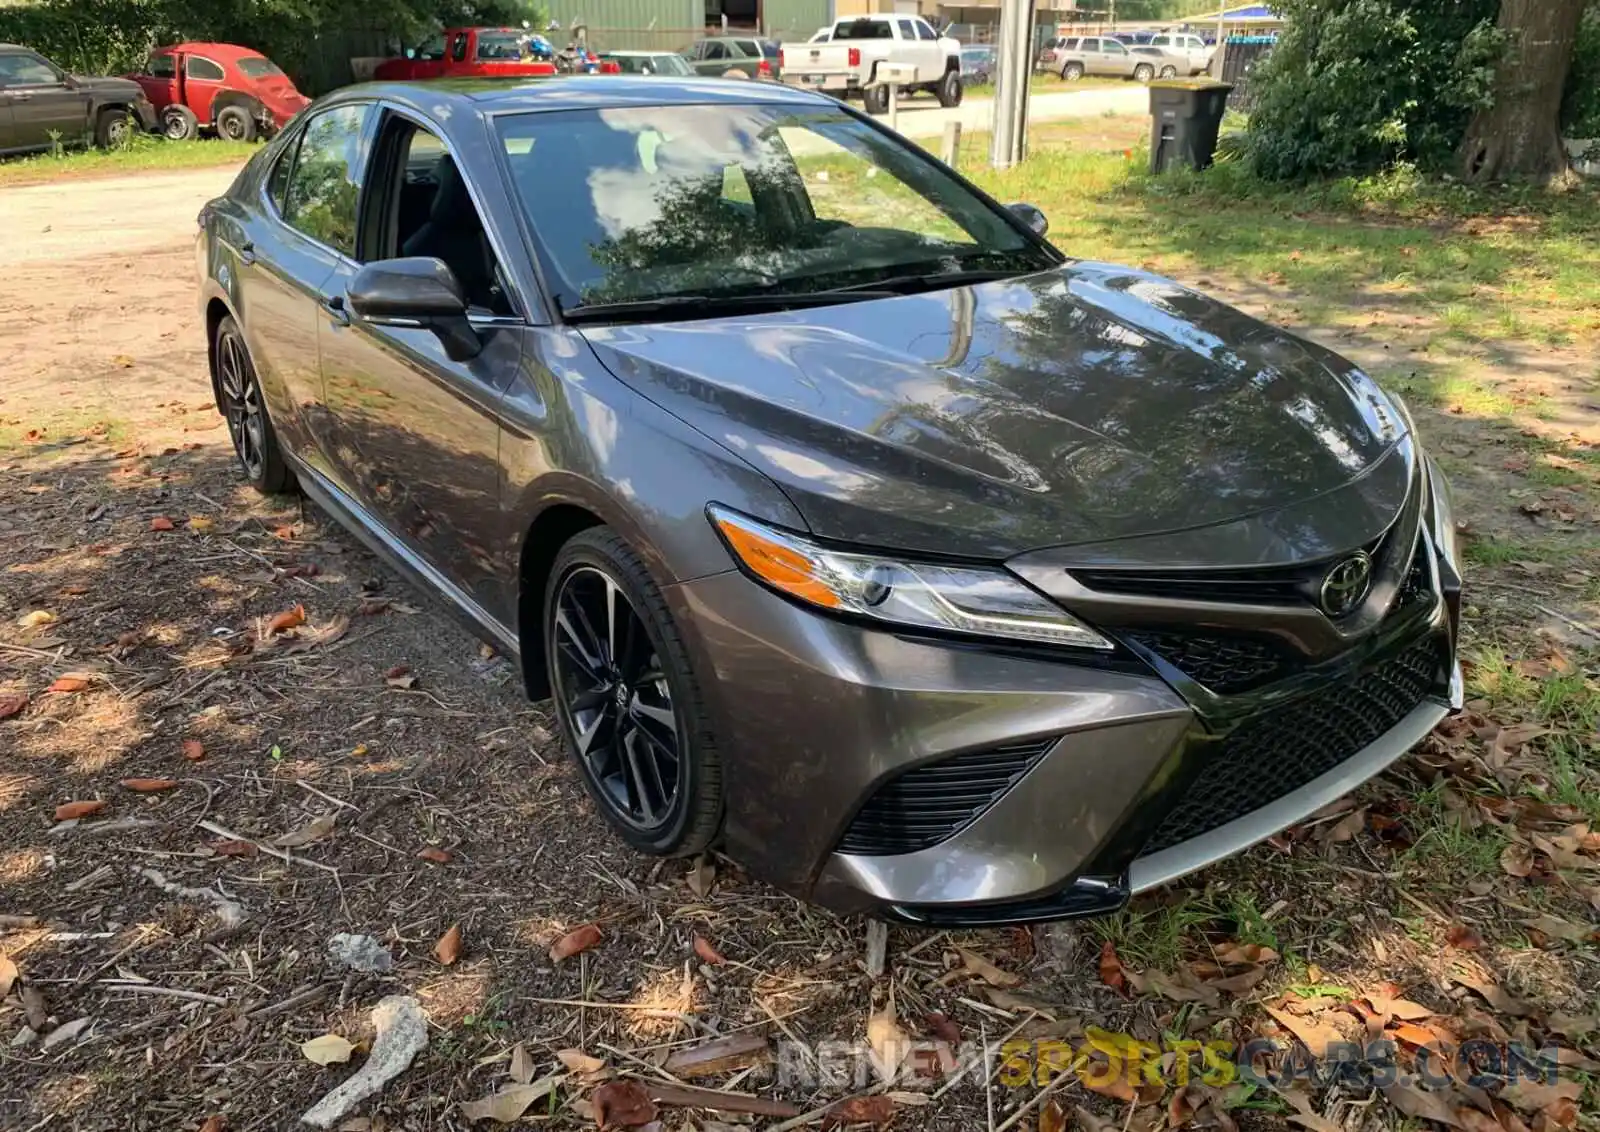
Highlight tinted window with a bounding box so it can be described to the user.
[1151,36,1170,46]
[1103,40,1128,54]
[0,52,61,85]
[759,40,780,57]
[267,134,299,214]
[703,41,728,60]
[235,56,285,79]
[283,104,369,257]
[495,104,1044,311]
[1062,38,1080,50]
[915,21,937,41]
[477,31,523,59]
[1078,38,1097,51]
[414,34,447,61]
[836,19,892,40]
[186,56,225,81]
[896,19,915,39]
[450,34,468,62]
[146,53,176,78]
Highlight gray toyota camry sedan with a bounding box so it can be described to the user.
[197,77,1462,926]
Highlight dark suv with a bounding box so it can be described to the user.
[0,43,157,155]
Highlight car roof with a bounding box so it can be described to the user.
[331,75,832,113]
[599,50,676,56]
[153,42,268,59]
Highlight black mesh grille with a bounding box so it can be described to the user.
[1138,634,1442,856]
[1074,566,1309,605]
[1125,630,1291,694]
[836,739,1057,856]
[1393,539,1435,613]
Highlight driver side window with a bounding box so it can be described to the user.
[0,52,62,86]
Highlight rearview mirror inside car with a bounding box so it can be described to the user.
[1007,202,1049,238]
[348,257,482,362]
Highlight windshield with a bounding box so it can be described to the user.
[496,104,1048,312]
[235,56,285,79]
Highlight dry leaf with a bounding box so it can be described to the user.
[1214,942,1279,964]
[1126,967,1218,1005]
[822,1095,899,1129]
[266,605,306,635]
[1451,970,1537,1017]
[1098,939,1126,994]
[1365,992,1434,1021]
[54,799,106,821]
[686,854,715,898]
[1324,806,1368,843]
[47,674,91,694]
[188,516,215,532]
[181,740,206,762]
[662,1031,770,1078]
[301,1034,356,1065]
[1501,1079,1582,1118]
[693,934,727,966]
[1501,842,1535,877]
[1521,914,1592,942]
[0,693,28,719]
[1278,1088,1344,1132]
[0,953,18,1000]
[556,1048,606,1074]
[1073,1105,1117,1132]
[549,923,602,962]
[209,839,257,857]
[1379,1083,1465,1128]
[591,1079,658,1129]
[275,812,336,847]
[150,515,175,531]
[1445,924,1484,950]
[434,923,463,966]
[867,996,911,1084]
[958,947,1021,988]
[120,778,180,792]
[1203,963,1268,995]
[384,667,417,689]
[417,847,452,864]
[924,1012,960,1044]
[1039,1097,1067,1132]
[16,610,54,629]
[22,982,47,1029]
[197,1116,226,1132]
[508,1042,534,1085]
[1265,1003,1345,1058]
[460,1075,562,1124]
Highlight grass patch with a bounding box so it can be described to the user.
[0,133,257,187]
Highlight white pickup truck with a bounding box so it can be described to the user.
[781,14,963,115]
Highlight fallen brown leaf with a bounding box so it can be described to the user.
[197,1117,226,1132]
[434,923,463,966]
[181,740,206,762]
[274,812,336,847]
[549,923,602,962]
[209,839,257,857]
[1200,963,1268,995]
[1500,1079,1581,1124]
[1265,1002,1345,1057]
[0,693,28,719]
[1073,1104,1117,1132]
[1365,991,1434,1021]
[1277,1088,1343,1132]
[384,665,417,689]
[460,1075,562,1124]
[866,995,911,1084]
[822,1094,899,1129]
[556,1048,606,1075]
[1098,939,1126,995]
[149,515,175,531]
[417,847,452,864]
[22,982,48,1029]
[924,1012,960,1045]
[958,946,1021,988]
[1380,1082,1465,1128]
[1501,842,1536,877]
[1445,924,1484,950]
[1039,1097,1067,1132]
[508,1041,534,1086]
[119,778,180,793]
[1521,914,1593,943]
[662,1031,770,1078]
[1451,970,1538,1017]
[0,953,17,1000]
[1214,941,1279,965]
[686,854,716,898]
[54,799,105,821]
[1324,806,1368,843]
[301,1034,356,1065]
[693,934,727,966]
[1127,967,1219,1005]
[46,674,91,694]
[592,1079,658,1129]
[266,605,306,635]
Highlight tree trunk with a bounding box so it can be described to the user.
[1459,0,1588,182]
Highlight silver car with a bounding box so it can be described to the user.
[1045,35,1147,81]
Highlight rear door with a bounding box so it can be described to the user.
[1098,38,1135,76]
[0,51,88,149]
[134,50,179,112]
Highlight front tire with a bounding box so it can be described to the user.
[935,68,962,108]
[94,107,132,149]
[161,104,200,141]
[1134,63,1155,82]
[1159,65,1178,79]
[215,104,258,143]
[862,82,890,115]
[214,316,292,494]
[545,528,723,857]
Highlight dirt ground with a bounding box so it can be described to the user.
[2,163,1598,1132]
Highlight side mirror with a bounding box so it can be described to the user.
[348,257,481,362]
[1008,202,1049,238]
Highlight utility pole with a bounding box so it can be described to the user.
[989,0,1035,169]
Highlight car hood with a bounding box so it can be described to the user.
[75,75,145,98]
[581,263,1411,562]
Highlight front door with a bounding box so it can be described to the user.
[0,51,87,149]
[134,51,179,114]
[182,54,228,126]
[316,110,513,611]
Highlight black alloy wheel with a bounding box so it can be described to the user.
[214,317,292,493]
[545,528,722,856]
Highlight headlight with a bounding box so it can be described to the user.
[708,505,1112,650]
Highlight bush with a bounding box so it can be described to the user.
[1242,0,1502,180]
[1564,4,1600,138]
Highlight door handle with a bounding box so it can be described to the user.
[12,92,32,102]
[322,294,350,326]
[238,241,256,266]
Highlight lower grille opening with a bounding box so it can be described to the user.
[1138,634,1443,857]
[835,738,1057,856]
[1125,630,1291,694]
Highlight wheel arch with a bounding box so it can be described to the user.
[211,89,264,125]
[203,293,237,413]
[514,496,618,700]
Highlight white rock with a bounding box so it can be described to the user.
[327,933,394,974]
[300,996,428,1129]
[40,1017,92,1051]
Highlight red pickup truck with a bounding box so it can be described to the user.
[373,27,559,81]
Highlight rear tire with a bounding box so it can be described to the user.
[862,82,890,115]
[213,315,293,495]
[215,104,257,143]
[1134,63,1155,82]
[1060,62,1084,81]
[1159,65,1178,79]
[161,104,199,141]
[935,68,962,108]
[94,107,132,149]
[545,527,723,857]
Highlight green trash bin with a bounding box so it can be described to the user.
[1148,79,1233,173]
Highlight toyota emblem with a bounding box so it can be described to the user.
[1318,552,1373,618]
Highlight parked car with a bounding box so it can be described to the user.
[1043,35,1150,81]
[1129,45,1184,80]
[959,44,996,86]
[128,42,308,142]
[597,51,693,77]
[1148,30,1214,74]
[780,13,961,114]
[197,76,1462,926]
[0,43,156,155]
[372,27,558,81]
[681,36,781,80]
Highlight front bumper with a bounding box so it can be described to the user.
[673,455,1461,926]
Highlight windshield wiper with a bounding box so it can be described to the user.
[562,289,896,323]
[834,267,1026,294]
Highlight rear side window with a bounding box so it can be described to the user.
[703,41,728,60]
[145,53,176,78]
[283,104,370,257]
[186,56,225,80]
[896,18,915,39]
[266,135,298,214]
[915,21,937,41]
[1151,36,1170,46]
